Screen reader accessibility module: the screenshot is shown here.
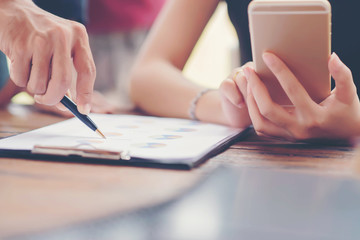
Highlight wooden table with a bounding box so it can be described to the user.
[0,104,358,239]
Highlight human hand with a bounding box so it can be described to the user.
[0,0,96,114]
[34,91,119,117]
[219,62,252,128]
[244,52,360,140]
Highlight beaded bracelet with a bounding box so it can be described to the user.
[189,88,212,121]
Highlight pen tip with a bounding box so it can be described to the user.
[96,129,106,139]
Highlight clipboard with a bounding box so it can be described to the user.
[0,114,250,169]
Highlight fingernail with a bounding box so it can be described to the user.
[331,52,337,61]
[331,52,342,69]
[34,95,42,104]
[78,104,91,115]
[57,104,68,112]
[234,69,244,80]
[66,90,73,99]
[262,52,275,67]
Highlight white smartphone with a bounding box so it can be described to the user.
[248,0,331,106]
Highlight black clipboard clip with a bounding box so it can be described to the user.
[32,145,131,161]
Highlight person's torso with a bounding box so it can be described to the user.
[87,0,166,34]
[33,0,87,24]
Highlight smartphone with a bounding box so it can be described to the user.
[248,0,331,106]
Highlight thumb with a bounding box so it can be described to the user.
[329,52,356,103]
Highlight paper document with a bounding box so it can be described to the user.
[0,114,248,168]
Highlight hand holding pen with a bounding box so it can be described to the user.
[60,95,106,139]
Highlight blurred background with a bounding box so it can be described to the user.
[183,2,239,89]
[11,1,239,110]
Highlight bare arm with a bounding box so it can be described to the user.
[130,0,236,125]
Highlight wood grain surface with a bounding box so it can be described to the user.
[0,104,357,238]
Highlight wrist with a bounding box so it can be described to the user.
[189,89,212,121]
[193,89,228,125]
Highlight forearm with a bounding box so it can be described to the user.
[130,0,233,125]
[130,60,228,125]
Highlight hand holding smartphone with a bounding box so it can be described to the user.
[248,0,331,106]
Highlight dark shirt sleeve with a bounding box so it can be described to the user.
[0,51,9,90]
[33,0,88,24]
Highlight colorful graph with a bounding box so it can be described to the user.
[149,134,182,140]
[131,142,167,149]
[165,127,197,132]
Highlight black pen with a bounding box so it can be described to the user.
[60,95,106,139]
